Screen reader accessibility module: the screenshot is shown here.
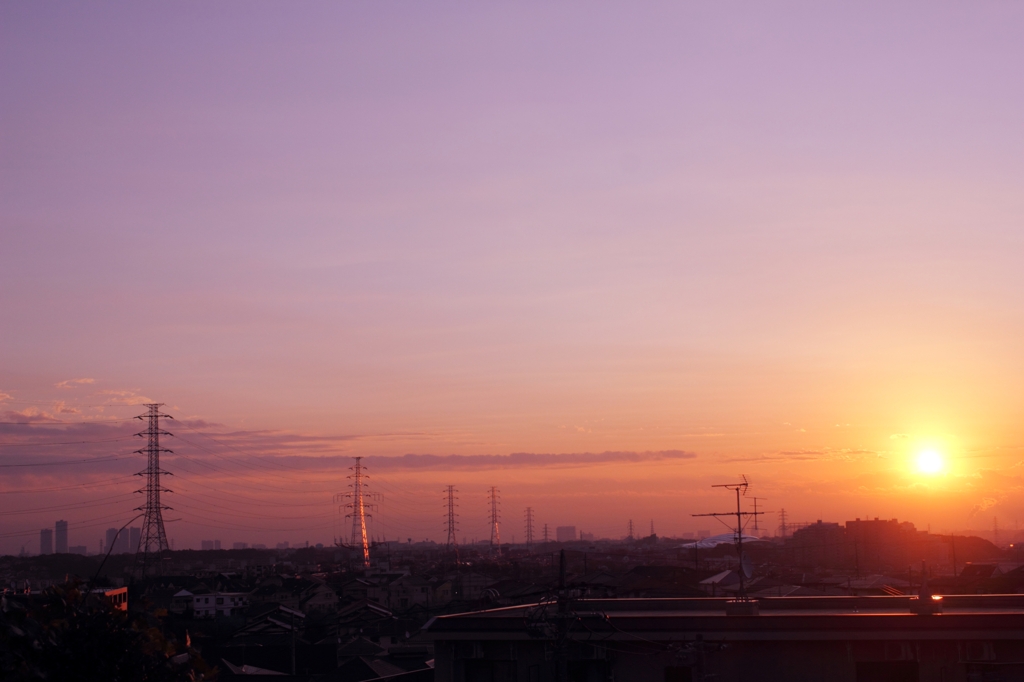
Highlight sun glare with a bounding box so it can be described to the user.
[916,449,945,475]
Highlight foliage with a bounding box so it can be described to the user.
[0,582,209,682]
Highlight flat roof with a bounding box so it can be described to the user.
[423,596,1024,642]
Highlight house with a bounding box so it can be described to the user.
[192,590,249,618]
[169,588,194,615]
[387,574,433,611]
[299,581,339,614]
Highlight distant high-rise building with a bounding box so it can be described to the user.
[215,539,221,550]
[105,527,132,554]
[55,520,68,554]
[40,528,53,555]
[106,528,118,554]
[556,526,576,542]
[201,540,215,551]
[129,527,141,553]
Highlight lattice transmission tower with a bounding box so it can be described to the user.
[543,523,549,543]
[488,486,501,555]
[345,457,372,568]
[444,485,459,552]
[524,507,535,551]
[134,404,173,575]
[627,519,635,541]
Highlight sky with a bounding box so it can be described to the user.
[2,2,1024,554]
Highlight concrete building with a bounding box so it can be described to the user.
[105,527,131,554]
[129,526,141,553]
[789,520,846,568]
[555,526,576,543]
[192,590,250,619]
[424,594,1024,682]
[39,528,52,555]
[54,520,68,554]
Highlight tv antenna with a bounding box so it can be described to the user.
[751,497,766,533]
[692,475,762,598]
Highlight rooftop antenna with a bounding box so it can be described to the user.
[751,497,766,533]
[693,475,762,598]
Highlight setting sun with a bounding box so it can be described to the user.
[916,449,945,475]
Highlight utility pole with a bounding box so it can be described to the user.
[345,458,372,568]
[524,507,535,551]
[133,404,172,577]
[442,485,458,548]
[693,476,761,598]
[488,487,501,555]
[627,519,635,541]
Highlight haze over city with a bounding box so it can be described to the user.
[3,2,1024,556]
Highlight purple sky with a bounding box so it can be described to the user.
[2,3,1024,552]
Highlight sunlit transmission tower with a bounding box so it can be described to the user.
[524,507,535,551]
[488,486,501,555]
[346,457,372,568]
[444,485,459,551]
[134,404,172,574]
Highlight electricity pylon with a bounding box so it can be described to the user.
[345,457,372,568]
[133,404,172,576]
[488,487,501,555]
[524,507,535,551]
[444,485,459,552]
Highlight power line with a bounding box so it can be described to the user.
[0,438,133,447]
[0,476,136,495]
[0,419,135,425]
[0,453,137,468]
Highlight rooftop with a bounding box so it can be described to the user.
[423,595,1024,641]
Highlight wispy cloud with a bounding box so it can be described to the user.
[98,389,154,405]
[55,378,95,389]
[1,408,63,424]
[723,448,877,464]
[363,450,696,471]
